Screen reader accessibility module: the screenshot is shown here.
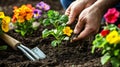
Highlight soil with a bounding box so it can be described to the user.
[0,0,111,67]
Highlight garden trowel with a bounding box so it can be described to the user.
[0,33,46,61]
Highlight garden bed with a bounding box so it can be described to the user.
[0,0,111,67]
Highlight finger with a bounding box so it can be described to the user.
[74,17,85,34]
[73,27,94,41]
[66,8,78,25]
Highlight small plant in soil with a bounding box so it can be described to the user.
[11,1,50,36]
[42,10,73,47]
[92,8,120,67]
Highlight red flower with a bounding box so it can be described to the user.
[100,30,110,37]
[104,8,119,23]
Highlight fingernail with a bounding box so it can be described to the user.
[74,29,78,34]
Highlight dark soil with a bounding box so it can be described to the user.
[0,0,111,67]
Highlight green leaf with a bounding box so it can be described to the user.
[59,15,68,23]
[51,40,61,47]
[15,29,21,33]
[42,29,49,38]
[111,57,120,67]
[114,49,119,56]
[0,45,7,50]
[42,29,54,38]
[47,10,59,19]
[101,53,111,65]
[21,30,26,36]
[42,19,50,26]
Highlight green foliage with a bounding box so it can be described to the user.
[14,18,36,36]
[42,10,71,47]
[92,24,120,67]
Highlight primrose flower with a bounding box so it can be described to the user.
[1,16,11,32]
[106,30,120,44]
[0,12,5,18]
[63,26,73,36]
[36,1,50,11]
[33,9,42,19]
[104,8,119,23]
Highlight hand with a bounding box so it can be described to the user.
[72,5,103,42]
[65,0,96,25]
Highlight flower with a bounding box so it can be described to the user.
[33,9,42,19]
[0,12,5,18]
[104,8,119,23]
[63,26,73,36]
[36,1,50,11]
[1,16,11,32]
[100,29,110,37]
[32,21,40,28]
[0,12,11,34]
[106,30,120,44]
[12,5,34,23]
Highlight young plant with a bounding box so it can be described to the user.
[12,1,50,36]
[42,10,73,47]
[92,8,120,67]
[12,4,36,36]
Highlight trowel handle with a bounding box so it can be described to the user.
[0,33,20,50]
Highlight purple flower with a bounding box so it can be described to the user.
[36,1,50,11]
[33,9,42,19]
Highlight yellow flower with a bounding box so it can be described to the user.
[63,26,73,36]
[3,16,11,23]
[106,30,120,44]
[1,16,11,32]
[0,12,5,18]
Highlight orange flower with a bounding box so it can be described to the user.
[17,16,25,23]
[26,13,33,20]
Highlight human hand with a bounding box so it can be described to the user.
[65,0,96,25]
[71,5,103,42]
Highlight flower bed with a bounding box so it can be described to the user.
[92,8,120,67]
[0,0,115,67]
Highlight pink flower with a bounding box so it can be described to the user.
[104,8,119,23]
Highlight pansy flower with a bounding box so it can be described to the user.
[33,9,42,19]
[13,5,33,23]
[36,1,50,11]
